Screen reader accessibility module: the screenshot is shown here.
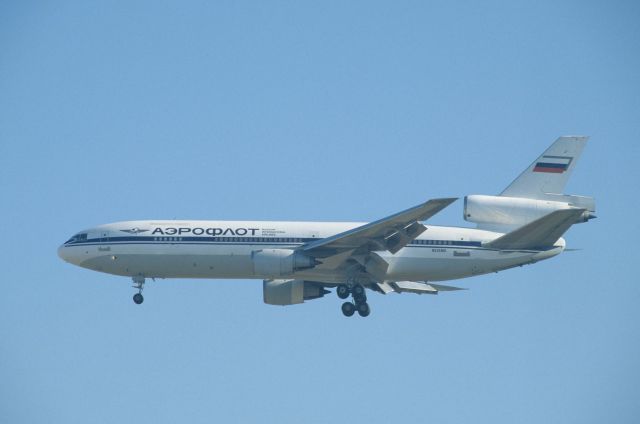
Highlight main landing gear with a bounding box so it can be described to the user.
[337,284,371,318]
[132,275,145,305]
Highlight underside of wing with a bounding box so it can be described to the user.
[375,281,466,295]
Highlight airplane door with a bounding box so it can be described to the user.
[96,229,111,253]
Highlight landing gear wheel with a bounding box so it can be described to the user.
[353,294,366,305]
[341,302,356,317]
[133,293,144,305]
[131,276,146,305]
[352,284,365,297]
[357,302,370,317]
[336,285,350,299]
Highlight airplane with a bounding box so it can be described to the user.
[58,136,595,317]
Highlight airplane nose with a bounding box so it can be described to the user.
[58,243,82,266]
[57,244,68,261]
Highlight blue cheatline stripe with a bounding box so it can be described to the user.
[62,240,551,253]
[65,236,314,245]
[64,236,483,248]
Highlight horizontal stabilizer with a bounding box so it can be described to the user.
[484,208,585,250]
[379,281,466,295]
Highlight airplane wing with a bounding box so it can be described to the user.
[302,198,457,258]
[483,208,585,250]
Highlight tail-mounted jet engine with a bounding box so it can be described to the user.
[463,194,596,229]
[252,249,318,278]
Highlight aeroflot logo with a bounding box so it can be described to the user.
[121,228,149,234]
[151,227,260,236]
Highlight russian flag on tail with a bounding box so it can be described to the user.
[533,155,572,173]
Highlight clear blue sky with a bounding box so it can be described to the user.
[1,1,639,423]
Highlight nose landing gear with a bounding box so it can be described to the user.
[337,283,371,318]
[132,275,145,305]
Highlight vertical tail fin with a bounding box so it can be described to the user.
[500,136,588,199]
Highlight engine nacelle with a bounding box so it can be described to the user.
[464,195,595,228]
[252,249,317,278]
[263,279,329,305]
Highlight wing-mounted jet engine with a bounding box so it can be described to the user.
[263,279,330,305]
[252,249,319,278]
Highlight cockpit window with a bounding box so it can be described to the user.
[65,233,88,244]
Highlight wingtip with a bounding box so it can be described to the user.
[434,197,459,204]
[421,197,458,207]
[427,283,468,292]
[560,135,589,141]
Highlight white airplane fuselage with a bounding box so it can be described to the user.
[58,220,563,283]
